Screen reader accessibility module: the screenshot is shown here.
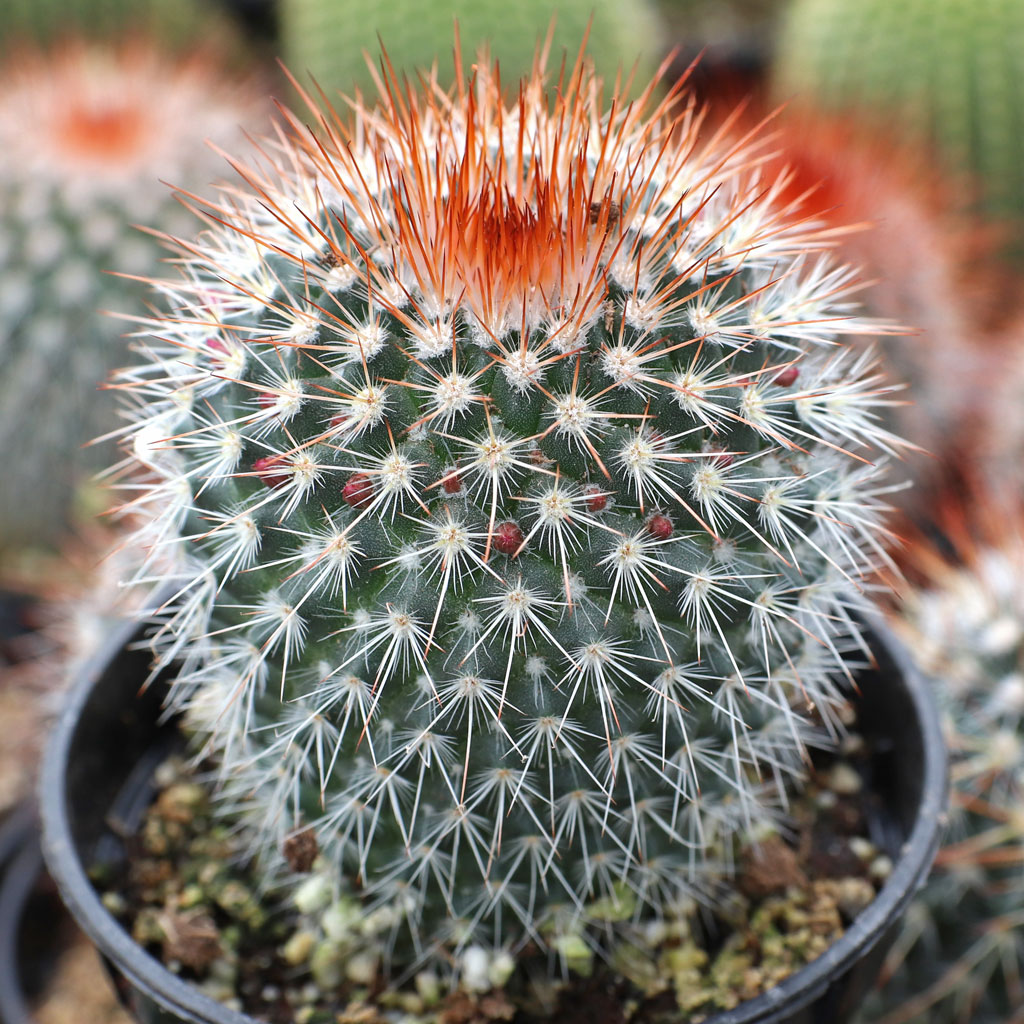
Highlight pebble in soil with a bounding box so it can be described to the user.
[97,735,891,1024]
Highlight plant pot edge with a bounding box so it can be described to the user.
[39,613,948,1024]
[708,611,948,1022]
[39,617,252,1024]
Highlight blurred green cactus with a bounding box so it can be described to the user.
[0,42,258,552]
[660,0,783,49]
[773,0,1024,229]
[863,510,1024,1024]
[280,0,663,97]
[0,0,223,47]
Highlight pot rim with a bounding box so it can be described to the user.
[40,613,947,1024]
[0,805,41,1024]
[40,617,252,1024]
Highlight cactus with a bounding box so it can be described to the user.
[279,0,662,98]
[0,0,230,49]
[772,0,1024,235]
[114,45,907,987]
[744,112,993,490]
[863,505,1024,1024]
[0,41,260,552]
[660,0,784,51]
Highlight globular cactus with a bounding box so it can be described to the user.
[864,507,1024,1024]
[279,0,662,98]
[772,0,1024,240]
[115,46,906,985]
[0,41,259,553]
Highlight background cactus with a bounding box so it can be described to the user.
[772,0,1024,245]
[862,503,1024,1024]
[0,0,227,48]
[279,0,662,98]
[115,45,906,986]
[979,314,1024,506]
[0,39,262,554]
[659,0,784,54]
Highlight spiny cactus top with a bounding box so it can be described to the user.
[117,49,906,978]
[0,41,258,550]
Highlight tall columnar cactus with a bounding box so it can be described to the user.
[279,0,662,98]
[772,0,1024,231]
[864,508,1024,1024]
[116,48,906,983]
[0,42,259,552]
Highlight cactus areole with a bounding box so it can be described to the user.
[116,48,907,980]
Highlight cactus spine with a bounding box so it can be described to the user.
[115,47,906,983]
[0,42,258,551]
[864,508,1024,1024]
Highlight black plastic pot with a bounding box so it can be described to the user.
[41,616,946,1024]
[0,804,40,1024]
[213,0,277,42]
[0,804,84,1024]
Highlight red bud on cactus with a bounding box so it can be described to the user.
[254,455,290,489]
[645,513,673,540]
[493,521,525,555]
[342,472,375,508]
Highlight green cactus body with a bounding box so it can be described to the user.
[773,0,1024,227]
[0,43,258,551]
[864,520,1024,1024]
[0,0,232,49]
[279,0,662,98]
[117,49,905,981]
[660,0,784,51]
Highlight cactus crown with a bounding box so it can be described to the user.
[117,47,905,978]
